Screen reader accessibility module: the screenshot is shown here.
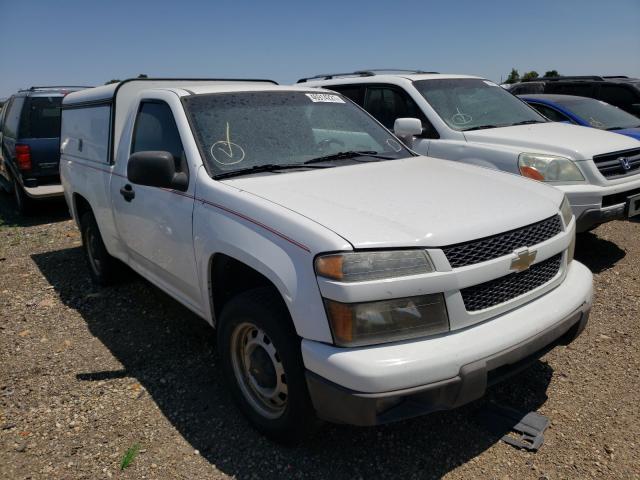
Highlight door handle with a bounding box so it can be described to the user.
[120,184,135,202]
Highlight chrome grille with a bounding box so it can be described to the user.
[442,215,563,268]
[593,148,640,178]
[461,254,562,312]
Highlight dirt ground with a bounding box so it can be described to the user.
[1,193,639,480]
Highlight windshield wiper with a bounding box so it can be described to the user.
[304,150,395,165]
[605,126,637,131]
[214,163,330,179]
[510,120,546,126]
[461,125,501,131]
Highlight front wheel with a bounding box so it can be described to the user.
[217,287,320,443]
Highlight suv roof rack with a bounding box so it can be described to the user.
[20,85,93,92]
[522,75,604,83]
[297,69,439,83]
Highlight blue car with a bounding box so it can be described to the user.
[520,94,640,141]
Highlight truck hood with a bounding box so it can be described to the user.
[463,122,640,160]
[223,156,563,248]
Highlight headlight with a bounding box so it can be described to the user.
[315,250,434,282]
[518,153,585,182]
[560,195,574,227]
[324,294,449,347]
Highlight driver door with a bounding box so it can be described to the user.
[111,100,201,309]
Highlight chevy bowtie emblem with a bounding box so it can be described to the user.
[618,156,631,171]
[510,248,537,272]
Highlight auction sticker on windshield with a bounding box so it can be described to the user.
[305,93,345,103]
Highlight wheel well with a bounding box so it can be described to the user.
[73,193,92,222]
[210,254,288,323]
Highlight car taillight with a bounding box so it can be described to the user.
[16,144,32,171]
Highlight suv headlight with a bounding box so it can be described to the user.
[324,294,449,347]
[315,250,434,282]
[518,153,585,182]
[560,195,574,227]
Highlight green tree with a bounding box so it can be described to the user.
[104,79,121,85]
[522,71,539,81]
[136,74,148,78]
[505,68,520,84]
[543,70,560,78]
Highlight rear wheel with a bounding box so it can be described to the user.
[12,175,33,215]
[80,211,122,286]
[217,287,320,443]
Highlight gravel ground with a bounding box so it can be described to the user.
[1,192,639,480]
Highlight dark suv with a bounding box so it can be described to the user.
[0,86,89,213]
[509,76,640,117]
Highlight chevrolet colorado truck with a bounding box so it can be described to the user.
[301,71,640,232]
[60,78,593,442]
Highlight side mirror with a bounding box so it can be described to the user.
[394,118,423,138]
[127,151,188,191]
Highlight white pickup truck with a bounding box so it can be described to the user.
[60,78,593,442]
[302,71,640,232]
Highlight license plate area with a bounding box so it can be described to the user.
[627,193,640,218]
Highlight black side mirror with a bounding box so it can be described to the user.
[127,151,188,191]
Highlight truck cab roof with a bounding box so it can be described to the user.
[62,78,279,162]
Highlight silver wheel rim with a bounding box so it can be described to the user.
[86,227,102,276]
[230,322,287,419]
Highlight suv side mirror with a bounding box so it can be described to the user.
[127,151,188,191]
[394,118,423,139]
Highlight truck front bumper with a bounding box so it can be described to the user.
[302,261,592,426]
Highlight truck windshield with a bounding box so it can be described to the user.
[19,96,63,138]
[182,91,412,178]
[555,97,640,130]
[413,78,546,131]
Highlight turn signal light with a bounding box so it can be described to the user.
[520,165,545,181]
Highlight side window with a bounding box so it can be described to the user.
[364,86,439,138]
[3,97,25,137]
[529,103,573,123]
[131,101,187,173]
[510,83,543,95]
[328,85,365,106]
[598,85,638,109]
[546,82,594,97]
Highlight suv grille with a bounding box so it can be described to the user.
[593,148,640,179]
[442,216,562,268]
[461,254,562,312]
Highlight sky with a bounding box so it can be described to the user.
[1,0,639,98]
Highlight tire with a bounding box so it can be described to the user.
[217,287,321,443]
[12,175,33,216]
[79,210,122,286]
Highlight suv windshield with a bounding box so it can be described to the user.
[557,97,640,130]
[19,96,63,138]
[414,78,546,131]
[183,91,412,177]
